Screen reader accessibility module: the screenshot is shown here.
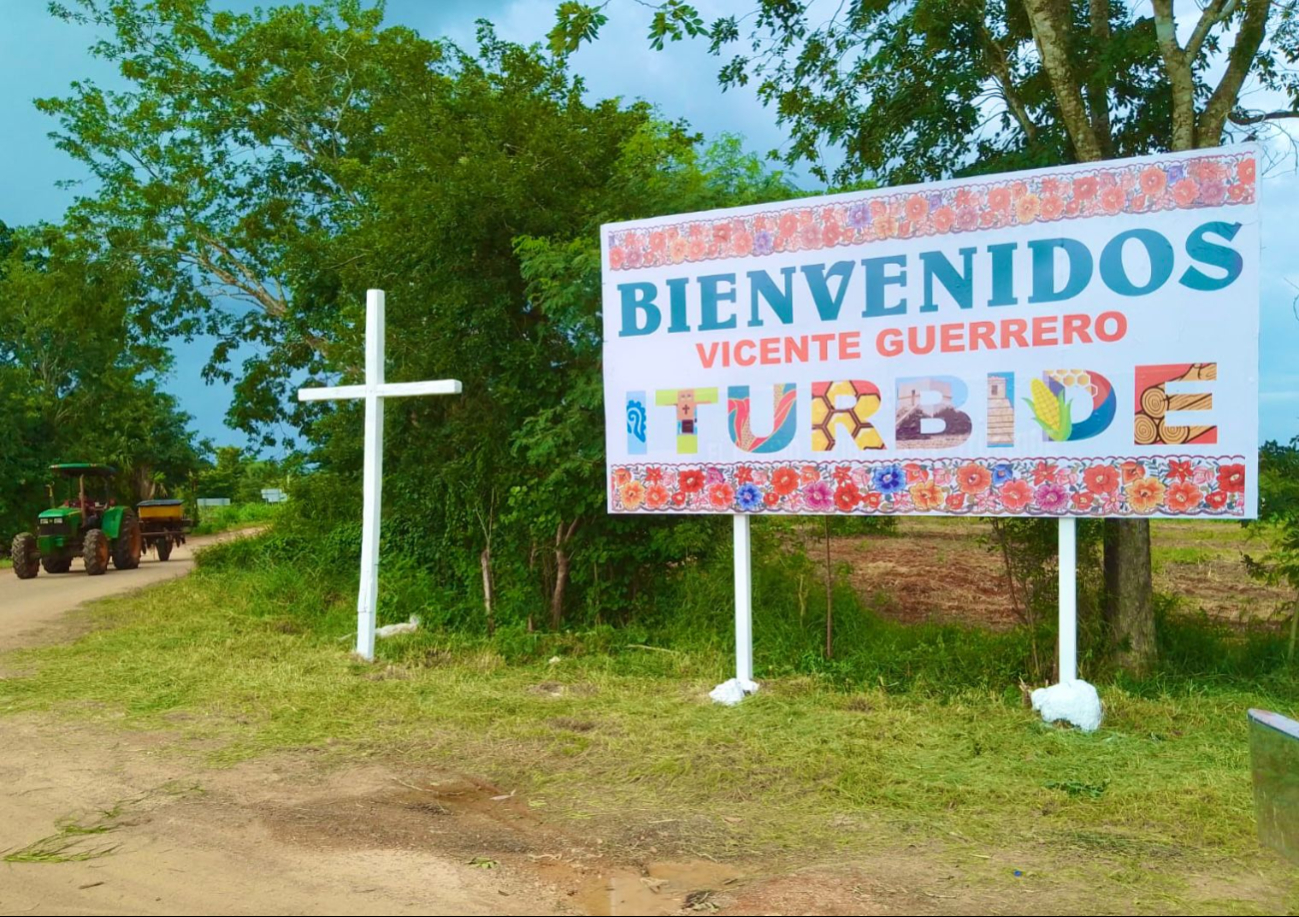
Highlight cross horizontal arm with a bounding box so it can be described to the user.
[298,379,462,403]
[376,379,462,398]
[299,385,366,402]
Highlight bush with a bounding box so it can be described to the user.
[192,502,282,535]
[197,512,1299,701]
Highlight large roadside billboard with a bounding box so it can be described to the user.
[602,147,1259,518]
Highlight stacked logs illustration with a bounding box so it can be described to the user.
[1134,363,1216,445]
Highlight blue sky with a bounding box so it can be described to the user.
[2,0,1297,449]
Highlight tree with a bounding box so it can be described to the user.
[41,0,792,629]
[1246,438,1299,662]
[0,221,203,539]
[553,0,1293,674]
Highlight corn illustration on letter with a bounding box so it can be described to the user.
[1025,378,1072,442]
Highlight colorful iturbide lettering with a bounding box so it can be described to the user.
[728,384,797,454]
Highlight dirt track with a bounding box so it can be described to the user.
[0,530,255,652]
[0,527,567,916]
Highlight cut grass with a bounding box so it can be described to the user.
[4,805,124,864]
[1,558,1296,911]
[2,783,201,865]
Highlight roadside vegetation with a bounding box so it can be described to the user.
[2,510,1297,911]
[192,502,281,536]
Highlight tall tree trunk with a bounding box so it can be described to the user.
[1103,517,1120,625]
[480,546,495,636]
[550,519,579,631]
[1023,0,1104,162]
[1111,520,1156,675]
[1288,595,1298,664]
[1100,0,1275,677]
[476,495,498,636]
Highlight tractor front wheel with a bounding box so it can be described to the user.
[156,537,173,562]
[112,512,142,570]
[10,533,39,579]
[42,554,72,574]
[84,529,110,576]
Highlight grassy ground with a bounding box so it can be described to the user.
[1,540,1296,912]
[191,502,282,536]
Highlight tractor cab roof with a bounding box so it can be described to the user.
[50,463,118,478]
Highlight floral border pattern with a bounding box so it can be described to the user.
[609,456,1248,517]
[606,152,1255,272]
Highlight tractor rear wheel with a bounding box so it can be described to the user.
[84,529,110,576]
[112,512,142,570]
[42,554,72,574]
[10,533,39,579]
[156,537,173,562]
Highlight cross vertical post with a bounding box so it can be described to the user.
[357,289,386,662]
[298,289,461,661]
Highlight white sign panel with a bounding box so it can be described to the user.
[602,147,1259,518]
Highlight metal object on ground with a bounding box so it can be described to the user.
[1249,708,1299,864]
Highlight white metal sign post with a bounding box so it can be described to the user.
[733,514,754,685]
[298,289,461,661]
[709,514,757,704]
[1058,518,1078,683]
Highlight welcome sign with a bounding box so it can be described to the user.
[602,147,1259,518]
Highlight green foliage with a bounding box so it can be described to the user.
[983,518,1107,681]
[41,1,801,628]
[1247,440,1299,592]
[191,520,1299,701]
[550,1,1297,183]
[191,501,282,536]
[0,221,204,544]
[194,446,301,504]
[1245,438,1299,657]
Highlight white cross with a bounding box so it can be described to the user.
[298,289,461,660]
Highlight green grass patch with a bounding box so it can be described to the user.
[1157,546,1217,566]
[192,502,281,535]
[2,536,1297,910]
[3,525,1297,910]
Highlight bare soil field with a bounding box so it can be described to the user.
[824,518,1292,630]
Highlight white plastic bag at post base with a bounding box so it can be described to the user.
[375,615,420,639]
[709,678,759,706]
[1031,680,1103,733]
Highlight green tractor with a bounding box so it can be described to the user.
[10,463,143,578]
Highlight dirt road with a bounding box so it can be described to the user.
[0,528,570,916]
[0,530,255,653]
[0,715,567,916]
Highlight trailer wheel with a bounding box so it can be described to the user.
[112,512,142,570]
[11,533,39,579]
[42,554,72,574]
[157,537,173,562]
[84,529,110,576]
